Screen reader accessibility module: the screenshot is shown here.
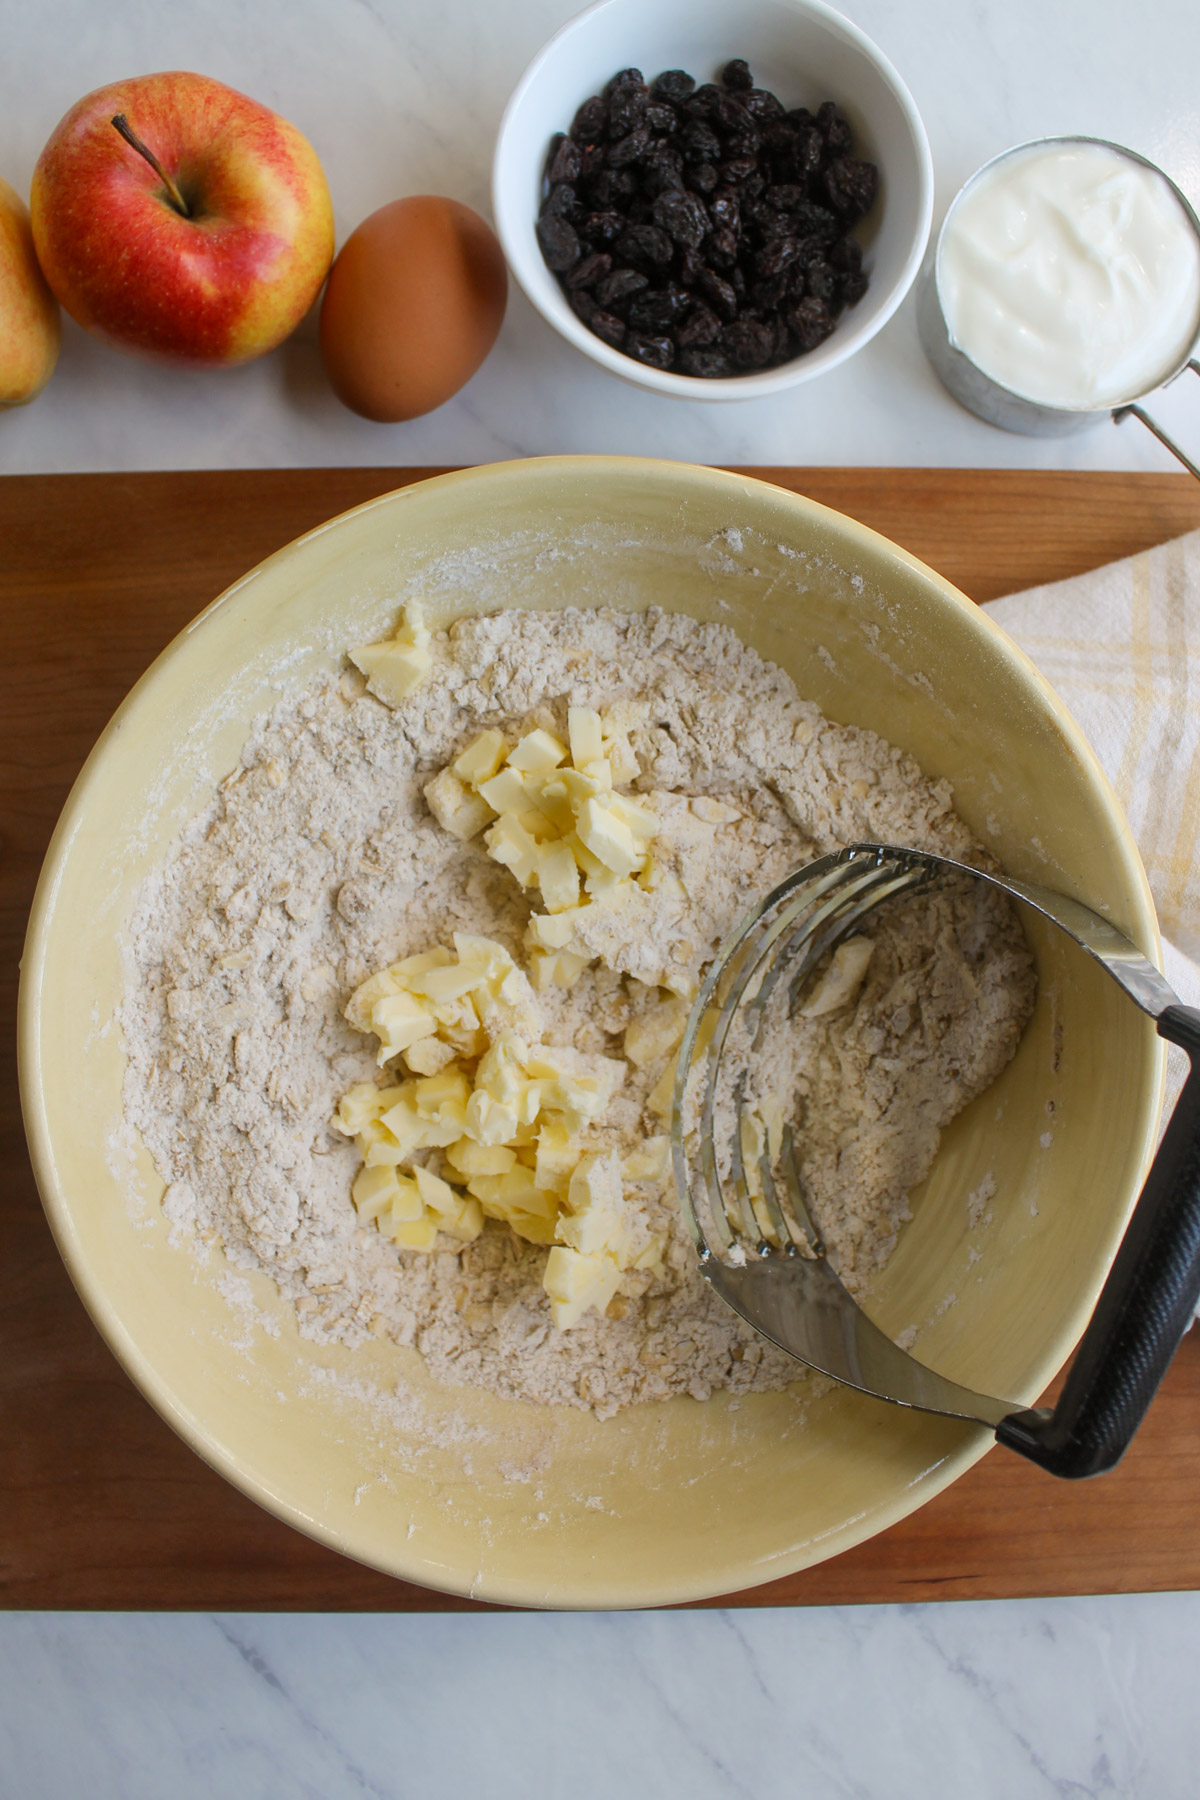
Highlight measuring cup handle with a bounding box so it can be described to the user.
[1113,360,1200,481]
[996,1002,1200,1478]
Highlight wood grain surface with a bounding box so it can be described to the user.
[4,466,1200,1612]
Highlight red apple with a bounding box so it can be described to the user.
[30,71,335,365]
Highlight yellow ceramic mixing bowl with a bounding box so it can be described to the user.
[19,458,1162,1608]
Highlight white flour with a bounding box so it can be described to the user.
[121,606,1035,1418]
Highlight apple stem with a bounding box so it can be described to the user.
[110,113,191,217]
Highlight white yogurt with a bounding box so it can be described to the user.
[938,140,1200,409]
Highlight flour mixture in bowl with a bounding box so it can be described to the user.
[122,604,1035,1419]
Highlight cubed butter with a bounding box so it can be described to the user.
[453,728,508,787]
[508,728,567,774]
[335,1082,389,1135]
[528,948,591,990]
[444,1139,517,1178]
[478,767,529,815]
[344,968,403,1034]
[799,936,874,1017]
[575,797,641,877]
[351,1163,400,1222]
[604,734,640,786]
[403,1035,458,1077]
[387,1175,426,1224]
[624,995,688,1068]
[567,706,603,768]
[389,1214,441,1251]
[536,840,581,913]
[543,1247,622,1330]
[423,768,493,841]
[484,814,540,888]
[371,992,437,1062]
[623,1136,671,1181]
[349,638,433,707]
[413,1163,460,1216]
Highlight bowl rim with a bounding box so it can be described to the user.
[492,0,935,401]
[18,456,1165,1609]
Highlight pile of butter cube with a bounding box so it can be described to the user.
[334,933,665,1328]
[424,705,669,991]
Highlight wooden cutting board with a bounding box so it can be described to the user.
[4,466,1200,1612]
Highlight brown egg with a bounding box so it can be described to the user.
[319,195,507,422]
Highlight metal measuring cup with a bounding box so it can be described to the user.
[918,135,1200,479]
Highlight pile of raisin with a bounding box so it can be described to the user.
[535,59,878,378]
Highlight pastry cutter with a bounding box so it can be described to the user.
[671,843,1200,1478]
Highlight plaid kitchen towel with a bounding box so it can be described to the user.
[987,527,1200,1132]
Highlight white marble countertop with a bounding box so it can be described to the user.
[2,0,1199,475]
[3,1596,1198,1798]
[4,2,1199,1794]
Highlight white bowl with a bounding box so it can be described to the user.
[493,0,933,400]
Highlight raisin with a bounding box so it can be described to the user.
[677,246,704,287]
[589,309,627,348]
[625,332,675,368]
[721,319,774,368]
[697,267,738,319]
[713,93,753,137]
[830,235,863,274]
[571,95,607,142]
[841,270,869,306]
[651,69,695,102]
[644,102,679,134]
[566,251,613,290]
[704,226,738,270]
[546,134,583,186]
[817,101,853,155]
[608,86,647,141]
[678,346,730,377]
[765,183,807,214]
[540,181,582,223]
[709,188,740,232]
[681,121,722,165]
[721,59,753,90]
[641,157,685,200]
[606,66,644,94]
[716,155,758,185]
[795,127,825,179]
[805,261,838,301]
[580,142,607,179]
[614,223,674,272]
[595,266,649,308]
[583,169,618,209]
[536,214,581,271]
[786,297,837,351]
[580,210,628,246]
[755,236,801,279]
[652,188,710,248]
[742,88,785,122]
[683,83,722,118]
[569,289,597,324]
[824,157,878,221]
[685,162,719,196]
[675,303,721,347]
[607,127,651,167]
[789,199,841,242]
[625,286,688,332]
